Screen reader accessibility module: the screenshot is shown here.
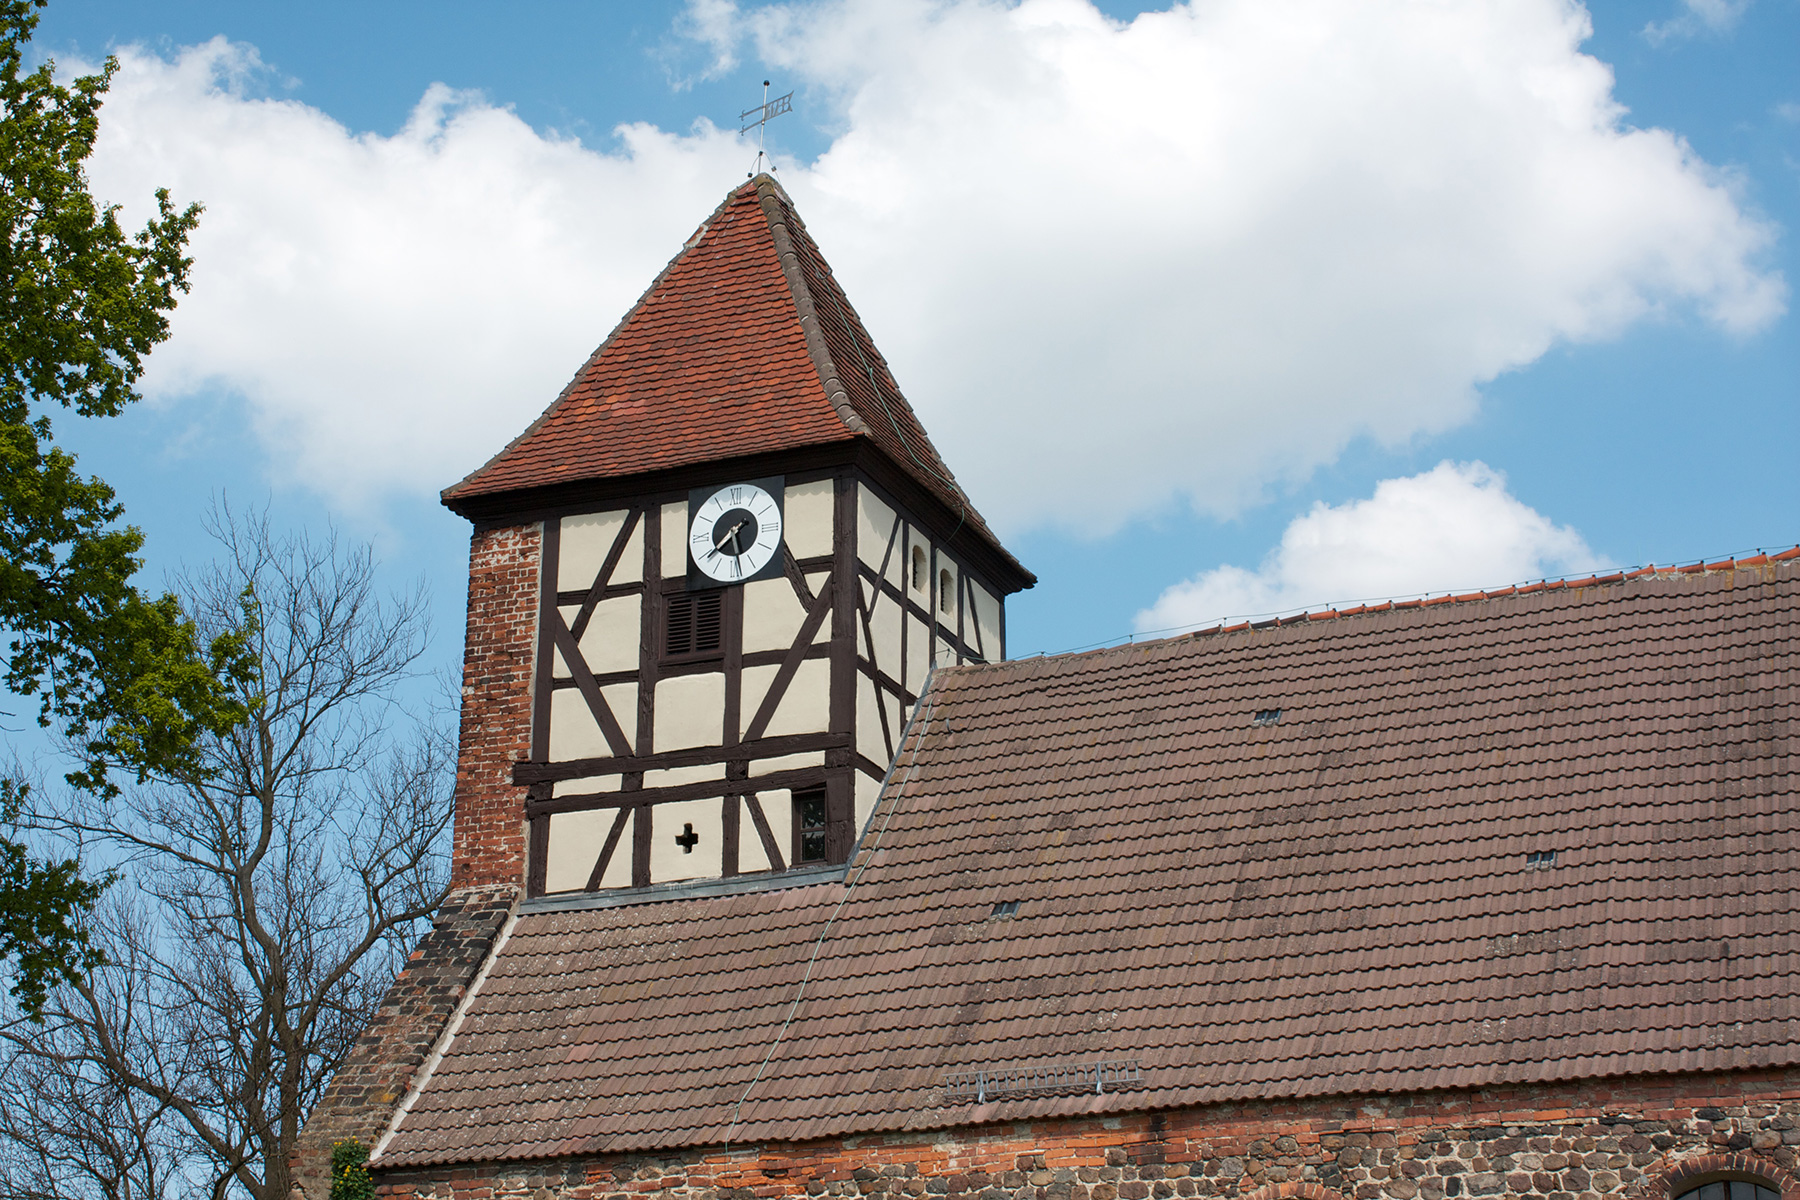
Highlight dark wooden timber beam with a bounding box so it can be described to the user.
[526,765,833,817]
[513,730,850,785]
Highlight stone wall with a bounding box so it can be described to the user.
[452,522,540,887]
[290,885,517,1200]
[369,1070,1800,1200]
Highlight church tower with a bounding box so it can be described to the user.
[443,175,1033,899]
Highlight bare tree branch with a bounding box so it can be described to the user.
[2,507,455,1200]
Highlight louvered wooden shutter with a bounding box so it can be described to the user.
[665,591,724,658]
[694,591,722,652]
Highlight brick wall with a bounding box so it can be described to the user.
[290,885,517,1200]
[452,521,541,887]
[370,1070,1800,1200]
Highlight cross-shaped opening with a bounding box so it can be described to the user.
[675,823,700,853]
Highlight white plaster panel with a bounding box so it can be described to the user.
[600,815,636,888]
[551,774,622,798]
[578,595,640,675]
[548,688,605,760]
[559,510,628,592]
[654,672,726,752]
[809,574,833,643]
[749,751,825,777]
[646,797,724,884]
[784,479,834,560]
[969,578,1002,662]
[613,518,644,585]
[739,658,830,740]
[906,613,931,688]
[740,790,793,873]
[857,674,890,768]
[856,485,898,575]
[855,772,882,842]
[642,763,726,790]
[548,684,637,760]
[857,580,873,660]
[604,683,638,746]
[868,583,902,678]
[743,577,807,656]
[544,808,617,893]
[884,691,909,756]
[661,502,689,577]
[552,605,579,679]
[740,664,774,735]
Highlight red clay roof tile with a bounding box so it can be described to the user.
[378,553,1800,1168]
[442,175,1018,577]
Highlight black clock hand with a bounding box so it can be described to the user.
[714,519,747,553]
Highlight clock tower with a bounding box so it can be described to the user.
[443,175,1033,900]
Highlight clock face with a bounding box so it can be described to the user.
[689,481,783,583]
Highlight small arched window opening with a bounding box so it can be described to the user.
[911,545,927,594]
[938,568,954,616]
[1679,1181,1782,1200]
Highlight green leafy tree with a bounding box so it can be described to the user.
[0,0,246,1014]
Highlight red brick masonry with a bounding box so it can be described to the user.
[452,523,540,887]
[370,1072,1800,1200]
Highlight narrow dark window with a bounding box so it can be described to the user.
[664,590,723,659]
[1679,1181,1781,1200]
[793,788,828,864]
[911,545,927,594]
[938,568,954,615]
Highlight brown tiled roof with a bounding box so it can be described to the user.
[377,553,1800,1168]
[443,176,1015,575]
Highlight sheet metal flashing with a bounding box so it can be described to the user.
[520,862,848,912]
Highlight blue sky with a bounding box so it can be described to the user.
[27,0,1800,668]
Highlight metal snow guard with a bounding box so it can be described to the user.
[942,1059,1142,1105]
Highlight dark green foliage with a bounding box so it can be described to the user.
[0,776,104,1015]
[0,0,248,1014]
[329,1141,374,1200]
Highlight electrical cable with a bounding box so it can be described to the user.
[1034,543,1800,657]
[812,265,970,545]
[722,676,941,1145]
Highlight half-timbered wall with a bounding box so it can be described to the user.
[514,467,1007,898]
[852,480,1003,825]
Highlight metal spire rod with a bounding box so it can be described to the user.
[739,80,793,176]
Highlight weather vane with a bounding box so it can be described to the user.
[739,80,793,177]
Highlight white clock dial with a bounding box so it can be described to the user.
[689,482,783,582]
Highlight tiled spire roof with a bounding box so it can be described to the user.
[443,176,1019,579]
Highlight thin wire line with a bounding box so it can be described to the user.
[723,681,940,1145]
[1033,543,1800,658]
[813,275,969,544]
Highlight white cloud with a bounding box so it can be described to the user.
[79,2,1785,530]
[84,39,746,508]
[1644,0,1752,45]
[1134,461,1600,632]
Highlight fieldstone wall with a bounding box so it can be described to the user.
[369,1070,1800,1200]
